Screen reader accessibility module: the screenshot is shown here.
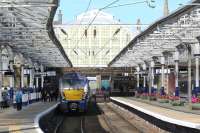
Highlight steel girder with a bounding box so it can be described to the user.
[109,0,200,68]
[0,0,72,67]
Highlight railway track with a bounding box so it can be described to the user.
[55,114,85,133]
[54,101,140,133]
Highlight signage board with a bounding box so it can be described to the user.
[35,71,56,76]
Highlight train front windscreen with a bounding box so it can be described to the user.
[62,78,86,89]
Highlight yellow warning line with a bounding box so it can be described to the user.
[9,125,21,133]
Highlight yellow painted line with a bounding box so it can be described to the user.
[9,125,21,133]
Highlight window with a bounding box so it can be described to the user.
[94,27,97,38]
[84,29,87,37]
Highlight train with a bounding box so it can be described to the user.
[59,72,90,113]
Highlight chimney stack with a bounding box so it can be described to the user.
[58,10,63,24]
[136,18,141,33]
[164,0,169,16]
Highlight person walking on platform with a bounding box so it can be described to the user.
[41,88,46,102]
[15,89,23,111]
[92,88,97,103]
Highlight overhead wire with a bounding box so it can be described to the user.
[104,1,148,9]
[59,0,93,57]
[72,0,120,56]
[72,0,154,57]
[65,0,155,65]
[72,0,93,56]
[92,0,155,58]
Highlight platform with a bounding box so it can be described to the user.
[0,102,57,133]
[110,97,200,130]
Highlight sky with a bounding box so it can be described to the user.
[57,0,191,26]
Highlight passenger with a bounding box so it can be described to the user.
[119,85,124,96]
[15,89,23,111]
[50,89,54,102]
[2,87,9,108]
[102,86,108,102]
[41,88,46,102]
[47,90,51,102]
[92,88,96,103]
[54,89,59,101]
[9,87,14,102]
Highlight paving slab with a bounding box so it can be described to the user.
[0,102,57,133]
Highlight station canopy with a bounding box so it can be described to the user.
[0,0,72,67]
[108,0,200,68]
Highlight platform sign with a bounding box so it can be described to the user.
[35,71,56,76]
[46,71,56,76]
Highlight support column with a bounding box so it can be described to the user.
[161,57,165,95]
[142,64,147,93]
[29,69,34,88]
[9,76,14,88]
[40,65,44,88]
[195,56,199,94]
[0,48,2,102]
[151,61,155,93]
[136,66,140,89]
[187,44,192,104]
[174,51,179,96]
[148,65,152,94]
[21,65,24,88]
[9,61,14,87]
[194,42,200,95]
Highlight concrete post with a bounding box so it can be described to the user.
[174,51,179,96]
[161,57,165,95]
[21,65,24,88]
